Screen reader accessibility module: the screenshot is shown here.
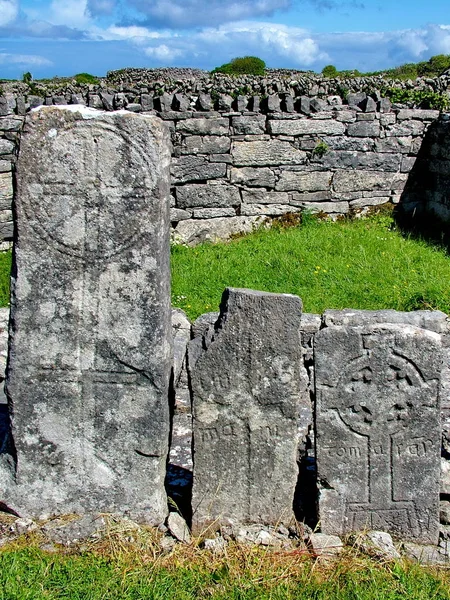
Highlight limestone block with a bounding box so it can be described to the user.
[396,109,440,121]
[182,135,230,154]
[315,324,442,543]
[4,106,172,523]
[242,189,289,205]
[171,156,226,183]
[333,170,401,193]
[177,118,229,136]
[190,288,309,532]
[192,207,236,218]
[0,117,24,132]
[347,121,380,137]
[240,203,297,216]
[295,200,349,213]
[321,136,375,152]
[268,119,345,136]
[276,170,332,192]
[232,140,307,167]
[172,216,263,246]
[355,152,401,171]
[230,167,276,188]
[0,174,13,203]
[386,121,426,136]
[232,116,266,135]
[176,184,241,209]
[374,137,412,154]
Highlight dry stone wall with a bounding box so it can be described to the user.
[0,92,448,244]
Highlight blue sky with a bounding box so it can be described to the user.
[0,0,449,79]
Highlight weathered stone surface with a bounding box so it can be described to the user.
[0,117,24,132]
[347,121,380,137]
[232,140,306,167]
[268,119,345,136]
[172,216,262,246]
[190,288,308,532]
[176,184,241,209]
[354,531,401,560]
[0,174,13,203]
[315,323,442,543]
[241,203,296,216]
[171,156,226,183]
[3,106,172,523]
[396,109,439,121]
[333,170,402,193]
[167,512,191,543]
[374,137,412,154]
[0,140,15,155]
[308,533,343,556]
[322,309,449,333]
[182,136,230,155]
[296,200,349,213]
[386,121,426,136]
[242,189,290,205]
[193,207,236,218]
[276,170,332,192]
[232,116,266,135]
[321,136,375,152]
[230,167,276,188]
[177,118,229,136]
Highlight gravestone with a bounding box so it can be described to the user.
[2,106,172,523]
[315,323,442,543]
[190,288,309,532]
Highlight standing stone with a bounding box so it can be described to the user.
[190,288,309,532]
[3,106,172,523]
[315,324,442,543]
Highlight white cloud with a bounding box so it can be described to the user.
[0,52,53,66]
[49,0,90,27]
[86,0,115,16]
[106,26,165,40]
[0,0,18,26]
[144,44,184,62]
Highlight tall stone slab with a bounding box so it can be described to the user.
[190,288,309,532]
[3,106,172,523]
[315,324,442,543]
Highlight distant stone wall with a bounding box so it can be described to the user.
[0,90,447,244]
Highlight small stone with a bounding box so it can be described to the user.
[440,500,450,525]
[167,512,191,543]
[308,533,343,556]
[403,542,448,565]
[204,537,227,553]
[354,531,401,560]
[160,536,176,552]
[12,517,37,536]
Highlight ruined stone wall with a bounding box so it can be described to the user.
[0,92,445,244]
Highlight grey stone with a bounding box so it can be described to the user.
[171,156,226,183]
[353,531,401,559]
[0,174,12,204]
[192,312,219,339]
[310,98,328,112]
[181,135,230,155]
[197,93,212,111]
[0,98,13,117]
[335,110,357,123]
[297,201,349,213]
[53,96,67,106]
[282,94,295,112]
[356,113,375,121]
[356,152,401,171]
[308,533,343,556]
[217,95,233,111]
[193,207,236,218]
[140,94,153,111]
[232,116,266,135]
[88,94,103,109]
[232,140,307,167]
[167,512,191,543]
[386,121,425,136]
[100,93,114,111]
[190,288,309,532]
[268,119,345,136]
[4,106,172,524]
[170,208,191,222]
[204,536,227,552]
[333,170,403,193]
[28,96,44,109]
[266,95,281,112]
[42,514,106,545]
[322,136,375,152]
[440,501,450,525]
[396,109,440,121]
[13,517,37,535]
[113,93,127,109]
[362,97,377,113]
[70,94,85,106]
[230,167,276,188]
[374,137,412,154]
[403,543,448,565]
[177,118,229,136]
[172,216,262,246]
[347,121,380,137]
[322,309,449,334]
[298,96,311,115]
[0,117,24,132]
[0,140,14,156]
[315,323,442,543]
[0,161,11,173]
[234,95,248,112]
[240,203,296,216]
[378,97,392,113]
[347,92,367,107]
[276,171,332,192]
[126,103,142,113]
[290,191,331,204]
[350,197,390,208]
[156,93,173,112]
[176,184,240,209]
[242,189,289,205]
[16,97,26,116]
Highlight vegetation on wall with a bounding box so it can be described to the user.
[212,56,266,76]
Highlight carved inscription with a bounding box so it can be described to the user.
[315,325,442,543]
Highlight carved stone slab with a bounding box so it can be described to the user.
[190,288,309,532]
[315,323,442,543]
[3,106,172,523]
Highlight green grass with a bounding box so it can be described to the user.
[1,544,450,600]
[0,250,11,307]
[171,213,450,321]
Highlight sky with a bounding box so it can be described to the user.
[0,0,449,79]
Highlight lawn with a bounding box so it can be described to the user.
[171,213,450,321]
